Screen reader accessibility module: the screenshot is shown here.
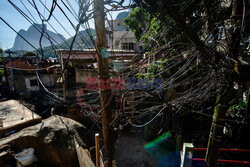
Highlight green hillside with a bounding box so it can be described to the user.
[40,28,95,58]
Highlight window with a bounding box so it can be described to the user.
[129,43,134,50]
[25,78,39,91]
[122,43,134,50]
[30,79,38,87]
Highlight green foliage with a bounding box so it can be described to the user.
[229,99,247,118]
[0,72,3,86]
[124,7,188,52]
[0,48,3,64]
[124,7,151,41]
[124,7,168,51]
[136,58,168,80]
[40,29,95,58]
[21,51,37,57]
[147,58,168,79]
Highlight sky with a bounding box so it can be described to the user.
[0,0,130,50]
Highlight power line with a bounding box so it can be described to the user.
[19,0,38,23]
[60,0,95,48]
[1,3,64,101]
[0,16,39,52]
[23,0,70,49]
[8,0,62,59]
[9,0,62,48]
[56,0,94,49]
[33,0,80,48]
[31,0,57,58]
[0,64,60,71]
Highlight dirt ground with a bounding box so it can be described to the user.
[115,133,157,167]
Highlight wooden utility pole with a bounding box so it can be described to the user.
[205,0,241,166]
[205,91,232,167]
[93,0,115,166]
[6,50,15,93]
[60,53,67,98]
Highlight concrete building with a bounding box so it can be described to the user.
[107,20,141,51]
[3,55,58,97]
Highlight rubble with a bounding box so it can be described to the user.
[0,115,87,167]
[0,100,41,135]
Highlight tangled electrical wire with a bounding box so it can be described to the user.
[1,0,248,131]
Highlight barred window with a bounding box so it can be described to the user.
[122,43,134,50]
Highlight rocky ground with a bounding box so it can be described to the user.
[0,115,87,167]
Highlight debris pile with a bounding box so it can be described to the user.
[0,115,88,167]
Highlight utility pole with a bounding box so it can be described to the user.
[93,0,115,166]
[205,90,232,167]
[60,53,67,98]
[205,0,241,166]
[6,50,15,93]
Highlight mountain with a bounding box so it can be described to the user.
[41,28,96,58]
[11,24,66,51]
[60,28,96,49]
[11,11,129,57]
[42,11,130,58]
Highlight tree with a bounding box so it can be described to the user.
[0,48,3,63]
[21,51,37,57]
[124,6,192,52]
[127,0,245,166]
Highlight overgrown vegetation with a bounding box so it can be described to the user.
[124,1,249,166]
[229,99,247,118]
[124,7,186,52]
